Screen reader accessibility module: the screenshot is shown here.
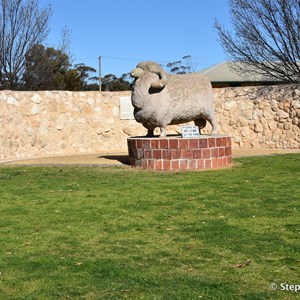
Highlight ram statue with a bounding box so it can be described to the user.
[130,61,218,137]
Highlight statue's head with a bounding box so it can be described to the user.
[130,61,168,89]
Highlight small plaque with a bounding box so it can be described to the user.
[120,96,134,120]
[181,125,200,138]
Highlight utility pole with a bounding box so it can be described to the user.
[98,56,102,91]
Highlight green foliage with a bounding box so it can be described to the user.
[74,64,98,91]
[64,64,99,91]
[167,55,196,74]
[101,73,132,91]
[23,44,71,90]
[63,69,82,91]
[22,43,132,91]
[0,154,299,299]
[22,44,99,91]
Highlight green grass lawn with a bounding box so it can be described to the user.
[0,154,300,300]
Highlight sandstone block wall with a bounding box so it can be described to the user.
[0,91,144,160]
[0,85,299,160]
[213,86,299,149]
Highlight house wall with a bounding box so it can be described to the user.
[0,85,299,160]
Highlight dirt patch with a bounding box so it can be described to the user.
[1,149,299,166]
[0,152,128,166]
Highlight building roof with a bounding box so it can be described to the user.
[199,61,273,83]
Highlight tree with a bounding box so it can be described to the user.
[63,69,81,91]
[23,44,100,91]
[23,44,70,90]
[0,0,51,89]
[74,63,98,91]
[166,55,196,74]
[101,73,132,91]
[215,0,300,83]
[58,26,73,60]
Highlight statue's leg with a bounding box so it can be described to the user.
[159,127,167,138]
[143,123,155,137]
[194,118,206,135]
[207,114,219,134]
[146,129,155,137]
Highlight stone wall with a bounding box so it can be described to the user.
[0,90,144,160]
[0,85,299,160]
[213,85,299,149]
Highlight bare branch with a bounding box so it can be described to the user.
[58,25,73,61]
[0,0,51,89]
[215,0,300,83]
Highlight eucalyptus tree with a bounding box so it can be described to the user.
[23,44,70,90]
[166,55,196,74]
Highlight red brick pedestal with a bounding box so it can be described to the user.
[127,135,232,171]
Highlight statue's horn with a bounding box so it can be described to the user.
[137,62,168,89]
[150,65,168,89]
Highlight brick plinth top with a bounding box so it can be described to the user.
[127,135,232,171]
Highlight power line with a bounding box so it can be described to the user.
[74,55,216,67]
[74,56,98,61]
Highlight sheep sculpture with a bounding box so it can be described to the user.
[130,61,219,137]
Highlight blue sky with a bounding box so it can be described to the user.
[41,0,231,78]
